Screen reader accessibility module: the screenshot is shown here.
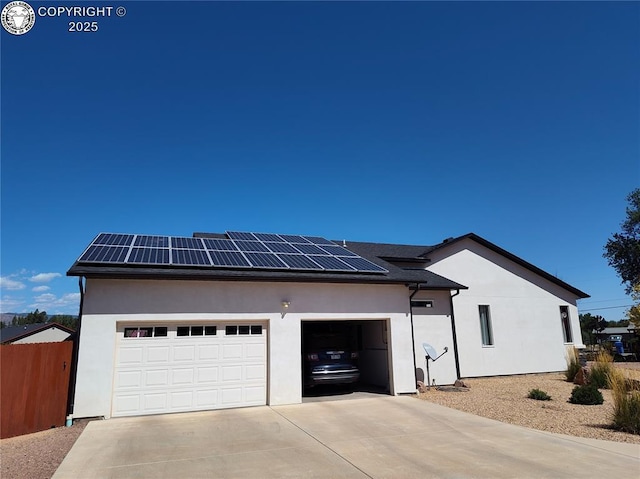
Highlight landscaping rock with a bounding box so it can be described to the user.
[454,379,470,388]
[573,367,587,385]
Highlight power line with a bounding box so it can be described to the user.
[579,305,633,312]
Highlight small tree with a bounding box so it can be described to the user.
[604,188,640,296]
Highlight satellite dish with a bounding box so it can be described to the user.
[422,342,438,360]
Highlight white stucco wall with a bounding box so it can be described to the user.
[411,290,458,386]
[74,279,419,419]
[426,238,585,378]
[13,327,72,344]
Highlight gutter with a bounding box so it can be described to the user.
[66,277,85,418]
[408,282,427,388]
[449,289,461,379]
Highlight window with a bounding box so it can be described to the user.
[226,326,238,335]
[191,326,204,336]
[478,305,493,346]
[154,327,168,337]
[250,325,262,335]
[238,325,250,335]
[411,300,434,308]
[124,327,159,338]
[205,326,217,336]
[177,326,190,337]
[560,306,573,343]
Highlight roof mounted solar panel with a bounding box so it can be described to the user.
[128,247,170,264]
[76,230,388,274]
[209,250,251,267]
[277,234,311,244]
[202,238,239,251]
[243,252,288,269]
[264,242,299,254]
[337,256,387,272]
[318,244,359,257]
[172,248,210,266]
[253,233,285,242]
[227,231,257,241]
[233,240,270,252]
[94,233,134,246]
[276,254,322,270]
[307,255,356,271]
[134,235,169,247]
[171,237,204,249]
[304,236,336,246]
[80,245,129,263]
[291,243,328,255]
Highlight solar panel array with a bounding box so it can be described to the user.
[77,231,388,274]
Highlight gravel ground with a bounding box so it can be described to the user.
[2,364,639,479]
[0,420,89,479]
[418,363,640,445]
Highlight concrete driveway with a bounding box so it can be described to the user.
[54,396,639,478]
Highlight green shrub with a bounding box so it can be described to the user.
[528,388,551,401]
[565,346,581,382]
[608,368,640,435]
[590,351,614,389]
[569,384,604,405]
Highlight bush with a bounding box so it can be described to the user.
[569,384,604,405]
[565,346,581,382]
[590,351,614,389]
[528,388,551,401]
[608,368,640,435]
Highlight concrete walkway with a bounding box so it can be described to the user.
[54,396,640,478]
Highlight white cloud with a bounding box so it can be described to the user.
[0,295,26,312]
[32,285,50,292]
[29,292,80,313]
[0,277,26,291]
[29,273,62,283]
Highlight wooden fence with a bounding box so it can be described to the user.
[1,341,73,439]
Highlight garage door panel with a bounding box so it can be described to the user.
[116,370,142,388]
[222,344,242,360]
[147,346,170,363]
[113,323,267,417]
[145,370,168,387]
[171,368,194,385]
[246,343,265,359]
[246,364,265,380]
[119,347,143,365]
[173,345,195,361]
[144,393,167,411]
[197,366,219,383]
[170,391,193,408]
[245,386,266,403]
[198,345,219,360]
[196,389,218,406]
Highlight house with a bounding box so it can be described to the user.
[0,322,74,345]
[67,231,588,419]
[593,327,637,355]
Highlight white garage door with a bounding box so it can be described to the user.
[112,323,267,417]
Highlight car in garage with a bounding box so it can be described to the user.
[303,326,360,389]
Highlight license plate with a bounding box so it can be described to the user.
[330,354,340,359]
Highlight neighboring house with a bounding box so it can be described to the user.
[0,322,74,345]
[67,231,588,419]
[593,327,637,351]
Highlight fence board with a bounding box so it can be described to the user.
[1,341,73,439]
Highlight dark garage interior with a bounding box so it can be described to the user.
[301,320,390,397]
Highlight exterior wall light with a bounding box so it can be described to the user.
[282,301,291,309]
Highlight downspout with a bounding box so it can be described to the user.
[449,289,461,379]
[66,277,85,417]
[409,283,425,388]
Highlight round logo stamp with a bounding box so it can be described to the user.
[1,1,36,35]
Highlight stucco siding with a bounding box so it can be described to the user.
[426,239,584,378]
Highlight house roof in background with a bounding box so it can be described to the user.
[0,322,74,344]
[422,233,590,299]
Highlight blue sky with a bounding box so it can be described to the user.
[1,1,638,319]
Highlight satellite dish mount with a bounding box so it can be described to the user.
[422,342,449,390]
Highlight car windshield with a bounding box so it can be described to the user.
[307,333,349,350]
